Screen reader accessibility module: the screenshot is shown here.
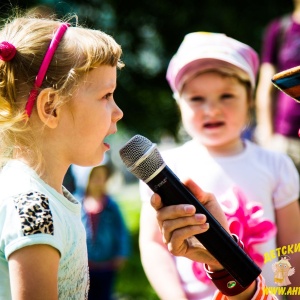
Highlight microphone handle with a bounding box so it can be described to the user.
[147,166,261,287]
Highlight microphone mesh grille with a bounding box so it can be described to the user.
[119,135,165,181]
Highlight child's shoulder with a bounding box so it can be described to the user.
[246,139,295,166]
[0,160,42,201]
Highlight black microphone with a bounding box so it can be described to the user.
[119,134,261,288]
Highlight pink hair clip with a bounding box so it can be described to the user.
[0,41,16,61]
[25,23,70,117]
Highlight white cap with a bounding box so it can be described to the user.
[166,32,259,96]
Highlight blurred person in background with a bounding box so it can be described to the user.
[83,163,131,300]
[255,0,300,175]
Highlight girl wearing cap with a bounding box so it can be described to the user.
[139,32,300,299]
[0,15,123,298]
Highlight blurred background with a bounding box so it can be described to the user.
[0,0,293,298]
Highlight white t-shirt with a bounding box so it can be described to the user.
[140,139,299,300]
[0,160,89,299]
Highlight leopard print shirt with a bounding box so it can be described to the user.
[1,190,89,299]
[13,191,54,236]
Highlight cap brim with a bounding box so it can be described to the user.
[174,58,252,93]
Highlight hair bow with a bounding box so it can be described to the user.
[0,41,16,61]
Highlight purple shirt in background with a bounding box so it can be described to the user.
[261,15,300,138]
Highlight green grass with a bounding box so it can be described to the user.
[114,185,160,300]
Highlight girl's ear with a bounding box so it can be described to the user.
[36,88,61,128]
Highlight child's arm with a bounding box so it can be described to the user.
[8,244,60,300]
[255,62,277,146]
[139,201,188,299]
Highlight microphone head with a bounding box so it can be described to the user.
[119,135,165,182]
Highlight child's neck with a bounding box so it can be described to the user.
[202,139,245,157]
[14,156,66,195]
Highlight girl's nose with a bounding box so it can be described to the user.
[202,99,220,115]
[113,103,123,122]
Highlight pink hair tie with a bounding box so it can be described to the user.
[0,41,16,61]
[25,23,70,117]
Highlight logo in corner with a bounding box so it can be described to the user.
[272,256,295,286]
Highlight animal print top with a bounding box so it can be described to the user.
[13,191,54,236]
[0,160,89,299]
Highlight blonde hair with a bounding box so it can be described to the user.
[0,15,124,169]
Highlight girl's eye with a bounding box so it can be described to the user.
[103,93,113,100]
[188,96,205,102]
[221,93,234,100]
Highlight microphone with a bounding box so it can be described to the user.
[119,134,261,288]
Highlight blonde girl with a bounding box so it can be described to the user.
[0,15,123,299]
